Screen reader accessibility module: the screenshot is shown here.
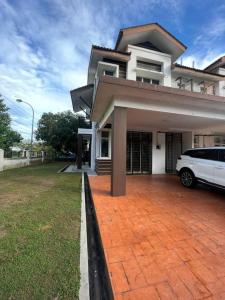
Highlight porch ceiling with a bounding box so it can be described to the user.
[126,108,225,131]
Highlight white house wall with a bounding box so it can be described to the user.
[152,131,166,174]
[215,68,225,97]
[126,45,172,86]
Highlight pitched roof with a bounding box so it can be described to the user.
[92,45,130,56]
[115,22,187,50]
[204,56,225,71]
[173,63,225,79]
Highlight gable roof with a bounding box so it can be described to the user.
[173,63,225,79]
[204,56,225,72]
[92,45,130,56]
[115,23,187,51]
[70,84,94,113]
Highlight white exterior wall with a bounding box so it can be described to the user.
[152,131,166,174]
[215,68,225,97]
[126,45,172,86]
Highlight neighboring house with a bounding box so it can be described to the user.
[70,23,225,196]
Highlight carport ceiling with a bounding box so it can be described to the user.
[127,108,225,131]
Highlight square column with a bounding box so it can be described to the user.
[111,107,127,196]
[77,134,82,169]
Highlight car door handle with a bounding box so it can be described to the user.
[215,166,225,169]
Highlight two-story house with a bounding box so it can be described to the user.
[70,23,225,196]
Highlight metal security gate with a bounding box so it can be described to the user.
[126,132,152,174]
[166,133,182,174]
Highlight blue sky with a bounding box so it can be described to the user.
[1,0,225,138]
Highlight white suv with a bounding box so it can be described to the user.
[176,147,225,188]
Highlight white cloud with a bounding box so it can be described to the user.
[0,0,189,138]
[180,4,225,69]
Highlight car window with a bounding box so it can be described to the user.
[183,150,194,156]
[218,150,225,162]
[183,149,218,160]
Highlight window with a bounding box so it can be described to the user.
[136,76,159,85]
[214,136,225,147]
[101,131,109,157]
[152,79,160,85]
[104,70,114,76]
[137,60,162,72]
[218,150,225,162]
[184,149,218,161]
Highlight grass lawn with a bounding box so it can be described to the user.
[0,163,81,300]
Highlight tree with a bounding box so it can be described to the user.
[0,96,22,150]
[36,111,90,154]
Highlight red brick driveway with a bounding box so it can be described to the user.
[89,175,225,300]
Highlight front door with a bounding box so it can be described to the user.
[126,131,152,174]
[166,133,182,174]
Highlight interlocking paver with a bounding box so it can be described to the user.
[89,175,225,299]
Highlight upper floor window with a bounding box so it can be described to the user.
[137,60,162,72]
[104,70,114,76]
[136,76,160,85]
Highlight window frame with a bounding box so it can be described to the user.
[104,70,115,77]
[136,60,162,72]
[136,76,160,85]
[100,130,111,158]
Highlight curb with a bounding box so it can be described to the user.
[79,172,90,300]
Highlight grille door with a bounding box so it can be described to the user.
[126,132,152,174]
[166,133,182,174]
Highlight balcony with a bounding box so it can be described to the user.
[173,76,218,96]
[172,64,225,97]
[91,75,225,123]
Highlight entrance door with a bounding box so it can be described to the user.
[126,132,152,174]
[166,133,182,174]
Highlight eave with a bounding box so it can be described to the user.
[173,64,225,81]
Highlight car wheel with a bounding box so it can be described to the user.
[180,169,196,188]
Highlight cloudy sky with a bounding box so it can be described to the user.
[1,0,225,138]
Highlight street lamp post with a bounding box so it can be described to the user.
[16,99,34,157]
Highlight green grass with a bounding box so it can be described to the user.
[0,163,81,300]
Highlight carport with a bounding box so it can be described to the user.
[92,76,225,196]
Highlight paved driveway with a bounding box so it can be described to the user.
[89,175,225,300]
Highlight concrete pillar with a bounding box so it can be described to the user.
[0,149,4,171]
[91,122,96,171]
[77,134,82,169]
[26,150,31,166]
[111,107,127,196]
[41,151,45,163]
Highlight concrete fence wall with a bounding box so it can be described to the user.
[0,149,46,171]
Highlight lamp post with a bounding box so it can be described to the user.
[16,99,34,157]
